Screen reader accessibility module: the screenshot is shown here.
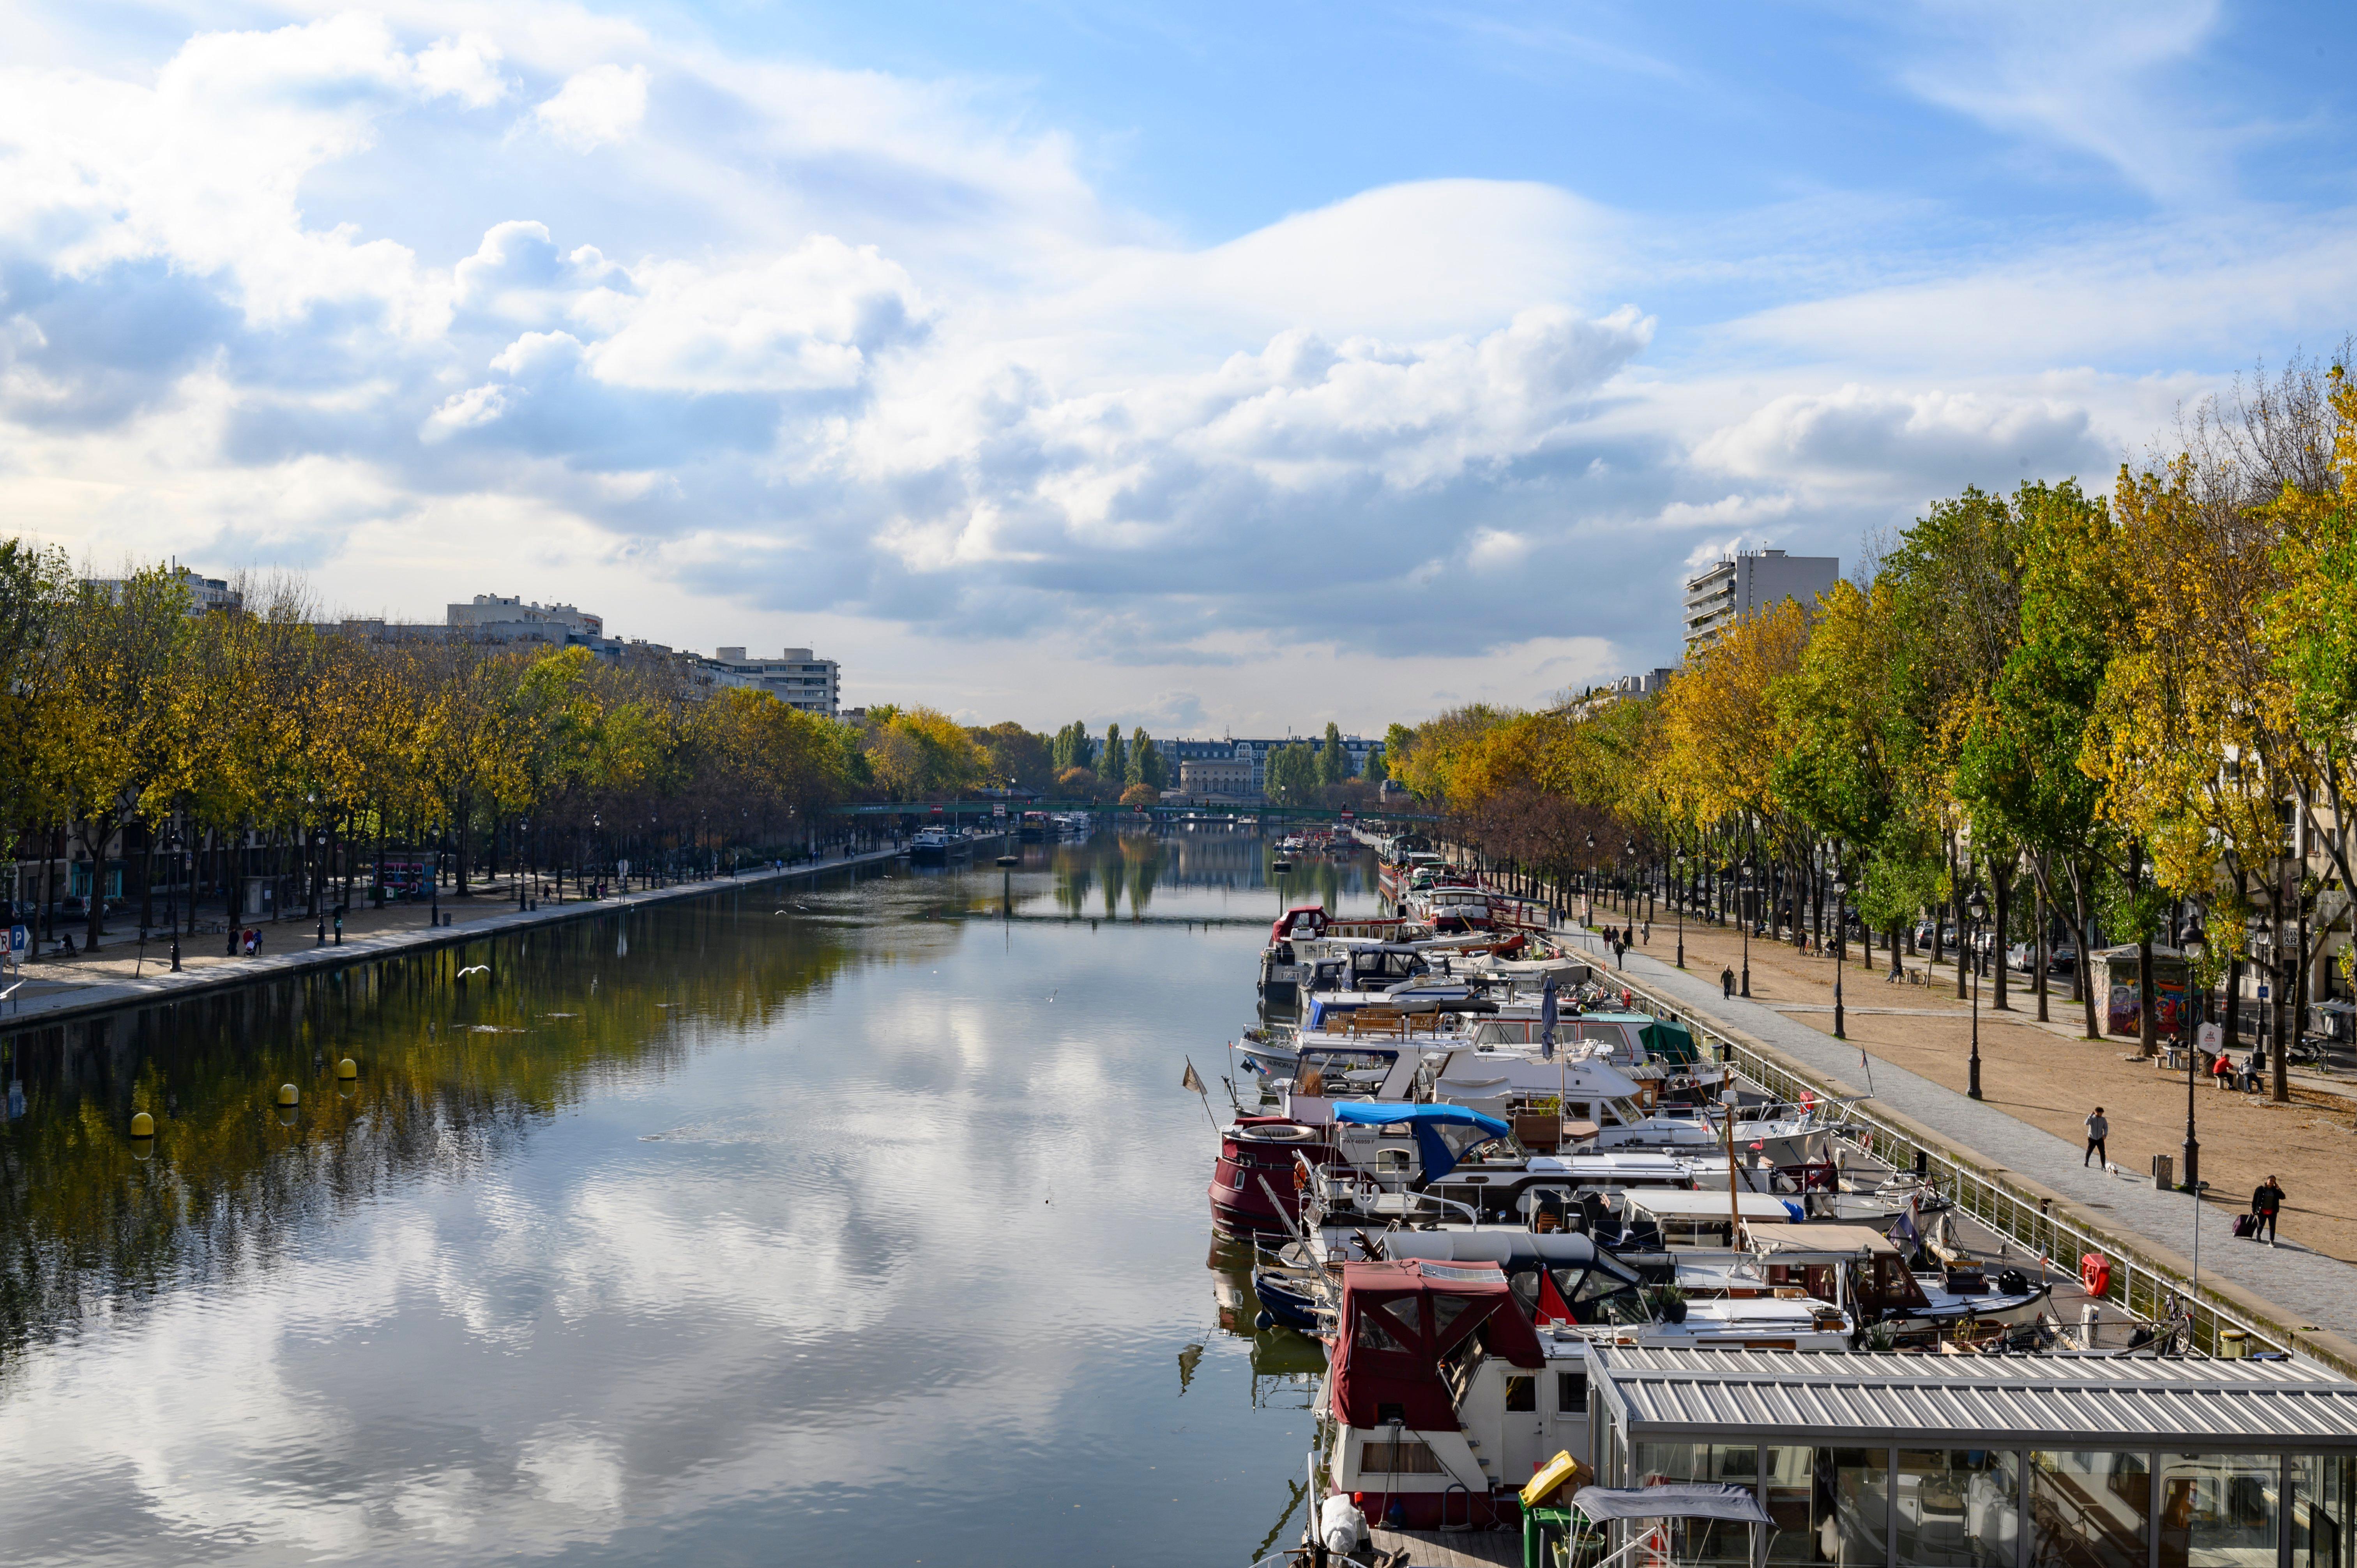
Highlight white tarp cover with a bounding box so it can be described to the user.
[1572,1484,1772,1524]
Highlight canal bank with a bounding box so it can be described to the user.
[1581,934,2357,1375]
[0,841,923,1034]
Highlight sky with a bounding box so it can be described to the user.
[2,1,2354,735]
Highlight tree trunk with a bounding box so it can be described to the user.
[1954,848,1971,1000]
[2137,938,2157,1058]
[136,822,155,934]
[1992,855,2012,1011]
[2064,855,2099,1039]
[2034,869,2050,1024]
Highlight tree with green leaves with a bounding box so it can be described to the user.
[1101,724,1126,786]
[1317,721,1348,786]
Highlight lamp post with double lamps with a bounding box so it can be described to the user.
[1966,886,1990,1099]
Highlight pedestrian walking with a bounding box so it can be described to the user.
[2083,1106,2109,1168]
[2252,1176,2285,1245]
[1721,965,1735,999]
[1640,921,1650,946]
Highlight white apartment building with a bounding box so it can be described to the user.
[1682,548,1839,655]
[707,648,841,717]
[447,593,603,643]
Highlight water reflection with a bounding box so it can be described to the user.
[0,832,1370,1567]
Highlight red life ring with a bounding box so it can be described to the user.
[2080,1253,2111,1296]
[1292,1162,1311,1192]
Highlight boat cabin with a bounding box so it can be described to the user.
[1606,1191,1799,1254]
[1583,1344,2357,1568]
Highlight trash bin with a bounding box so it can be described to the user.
[2220,1328,2250,1359]
[2151,1153,2173,1191]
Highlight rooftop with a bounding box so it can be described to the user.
[1590,1345,2357,1451]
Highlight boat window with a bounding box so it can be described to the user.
[1360,1439,1445,1474]
[1379,1298,1424,1342]
[1354,1309,1408,1353]
[2294,1456,2354,1568]
[1442,1329,1487,1403]
[2029,1451,2149,1568]
[1429,1294,1478,1342]
[1765,1447,1887,1565]
[1556,1372,1587,1414]
[1896,1449,2017,1566]
[1595,1285,1650,1327]
[1504,1375,1536,1413]
[2158,1452,2281,1568]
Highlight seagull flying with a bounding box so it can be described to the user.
[456,965,489,979]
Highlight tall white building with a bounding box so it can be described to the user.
[1682,548,1839,655]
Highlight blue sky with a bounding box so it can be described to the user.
[4,0,2355,733]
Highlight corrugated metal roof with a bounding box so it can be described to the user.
[1592,1347,2357,1450]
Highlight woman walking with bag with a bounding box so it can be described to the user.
[2251,1176,2285,1245]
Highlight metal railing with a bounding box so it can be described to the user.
[1594,962,2298,1361]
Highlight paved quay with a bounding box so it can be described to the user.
[1610,942,2357,1360]
[0,843,911,1031]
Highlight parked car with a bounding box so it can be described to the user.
[2049,945,2078,976]
[1912,920,1961,950]
[2005,942,2036,972]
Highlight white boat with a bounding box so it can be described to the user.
[907,826,962,863]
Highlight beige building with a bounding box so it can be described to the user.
[1179,758,1255,797]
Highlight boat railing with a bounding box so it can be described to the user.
[1591,958,2302,1363]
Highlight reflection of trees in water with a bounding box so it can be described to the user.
[1028,832,1367,918]
[1120,835,1165,916]
[0,898,863,1360]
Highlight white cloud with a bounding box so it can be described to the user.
[533,63,648,152]
[415,32,507,108]
[585,238,925,393]
[1693,384,2108,494]
[1656,493,1795,528]
[1893,0,2226,201]
[1467,528,1532,570]
[0,1,2340,728]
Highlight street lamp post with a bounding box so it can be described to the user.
[166,826,184,973]
[2183,915,2207,1192]
[1583,832,1595,924]
[1966,886,1989,1098]
[1673,851,1687,969]
[1832,869,1850,1041]
[1739,855,1756,998]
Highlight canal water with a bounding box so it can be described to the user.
[0,830,1382,1566]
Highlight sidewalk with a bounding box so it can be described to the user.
[0,844,906,1029]
[1606,938,2357,1356]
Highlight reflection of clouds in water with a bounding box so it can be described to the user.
[518,1428,625,1517]
[0,852,1338,1563]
